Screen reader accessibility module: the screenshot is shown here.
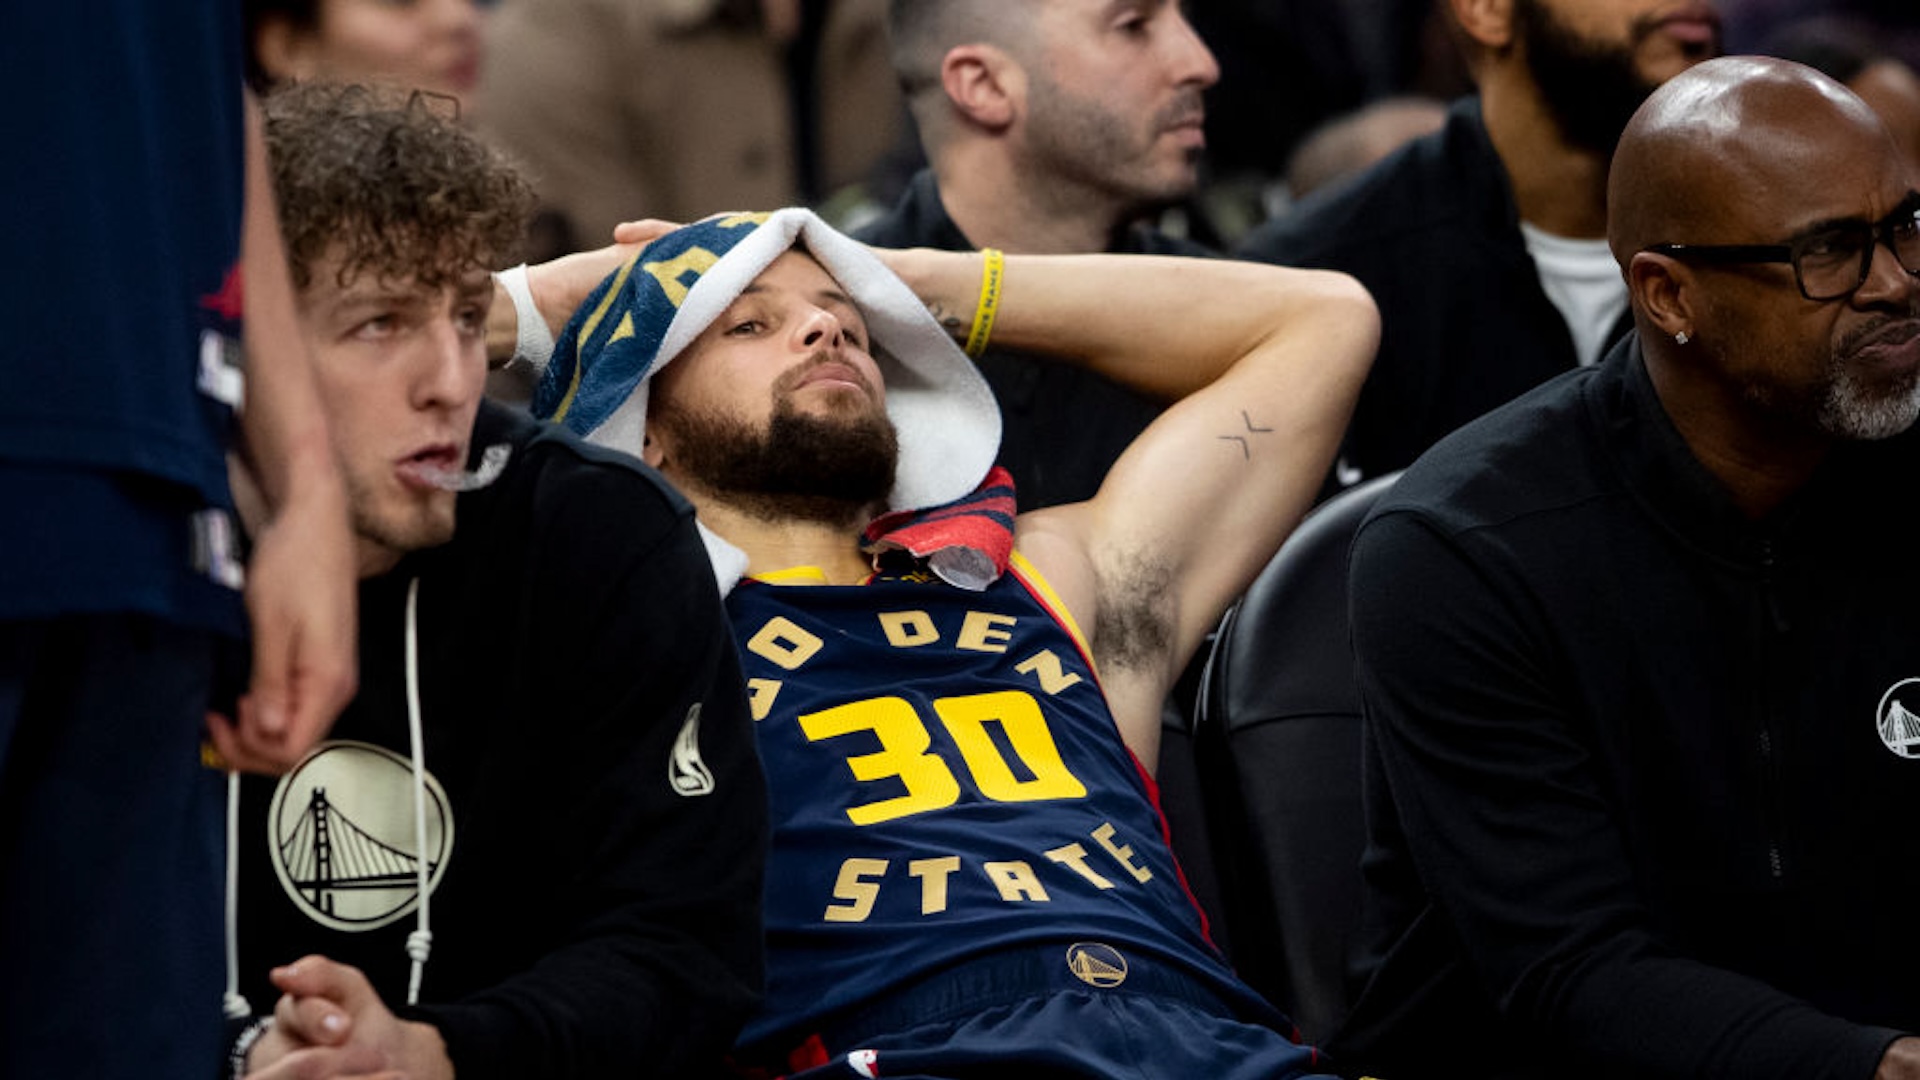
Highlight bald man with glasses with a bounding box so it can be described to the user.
[1329,55,1920,1080]
[1644,195,1920,306]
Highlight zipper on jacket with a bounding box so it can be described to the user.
[1756,538,1787,882]
[1762,562,1791,635]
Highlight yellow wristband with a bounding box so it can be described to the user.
[964,247,1004,358]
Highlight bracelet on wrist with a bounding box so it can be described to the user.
[229,1016,274,1080]
[964,248,1004,359]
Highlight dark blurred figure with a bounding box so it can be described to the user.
[1723,0,1920,71]
[1284,96,1450,202]
[1238,0,1723,495]
[479,0,905,253]
[1763,17,1920,176]
[245,0,487,114]
[1189,0,1469,243]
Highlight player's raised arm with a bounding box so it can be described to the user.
[882,248,1378,762]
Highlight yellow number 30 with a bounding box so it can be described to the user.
[798,691,1089,825]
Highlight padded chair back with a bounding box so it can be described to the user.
[1194,472,1399,1043]
[1155,693,1232,957]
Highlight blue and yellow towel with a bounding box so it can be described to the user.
[529,208,1005,588]
[531,208,999,514]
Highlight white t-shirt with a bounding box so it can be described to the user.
[1520,221,1629,368]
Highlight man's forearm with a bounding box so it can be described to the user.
[878,246,1372,402]
[237,91,337,512]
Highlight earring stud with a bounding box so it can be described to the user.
[1674,331,1691,345]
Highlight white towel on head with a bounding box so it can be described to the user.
[530,208,1002,593]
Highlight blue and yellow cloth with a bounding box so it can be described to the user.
[529,208,1005,588]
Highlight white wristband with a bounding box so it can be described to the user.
[495,263,555,372]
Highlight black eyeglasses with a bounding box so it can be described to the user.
[1643,197,1920,301]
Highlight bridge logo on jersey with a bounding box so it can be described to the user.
[268,740,455,932]
[1876,678,1920,759]
[1066,942,1129,988]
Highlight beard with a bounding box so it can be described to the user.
[1514,0,1663,156]
[1023,71,1204,214]
[345,479,457,571]
[655,396,900,525]
[1816,321,1920,440]
[1736,318,1920,442]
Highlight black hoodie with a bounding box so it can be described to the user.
[232,403,767,1079]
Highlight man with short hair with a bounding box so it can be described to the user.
[855,0,1220,510]
[1338,55,1920,1079]
[1239,0,1723,491]
[534,207,1377,1077]
[228,83,766,1080]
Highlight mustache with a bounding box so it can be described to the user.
[774,352,881,398]
[1157,89,1206,131]
[1838,312,1920,356]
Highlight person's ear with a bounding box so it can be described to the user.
[253,16,321,82]
[1628,251,1697,344]
[1449,0,1517,52]
[941,43,1021,132]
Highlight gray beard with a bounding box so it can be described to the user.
[1818,363,1920,440]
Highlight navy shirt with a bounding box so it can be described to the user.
[1,2,247,633]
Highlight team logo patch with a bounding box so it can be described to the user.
[670,703,716,796]
[845,1049,880,1078]
[1877,678,1920,759]
[267,740,455,932]
[1066,942,1128,988]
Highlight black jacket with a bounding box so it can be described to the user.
[1237,97,1624,489]
[853,169,1214,510]
[233,403,767,1079]
[1336,338,1918,1079]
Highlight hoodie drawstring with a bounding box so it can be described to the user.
[222,769,249,1019]
[219,575,437,1018]
[402,576,433,1005]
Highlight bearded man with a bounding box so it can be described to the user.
[532,208,1378,1077]
[1238,0,1723,492]
[1338,55,1920,1079]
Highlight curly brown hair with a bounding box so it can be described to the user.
[264,82,536,294]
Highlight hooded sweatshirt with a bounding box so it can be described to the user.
[231,402,767,1079]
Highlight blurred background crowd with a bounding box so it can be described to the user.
[238,0,1920,259]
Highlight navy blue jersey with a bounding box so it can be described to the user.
[730,553,1256,1051]
[0,2,247,630]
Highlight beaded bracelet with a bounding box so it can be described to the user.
[229,1016,274,1080]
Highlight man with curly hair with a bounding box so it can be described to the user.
[224,83,767,1080]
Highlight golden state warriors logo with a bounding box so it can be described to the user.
[268,740,455,932]
[1877,679,1920,759]
[1066,942,1128,988]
